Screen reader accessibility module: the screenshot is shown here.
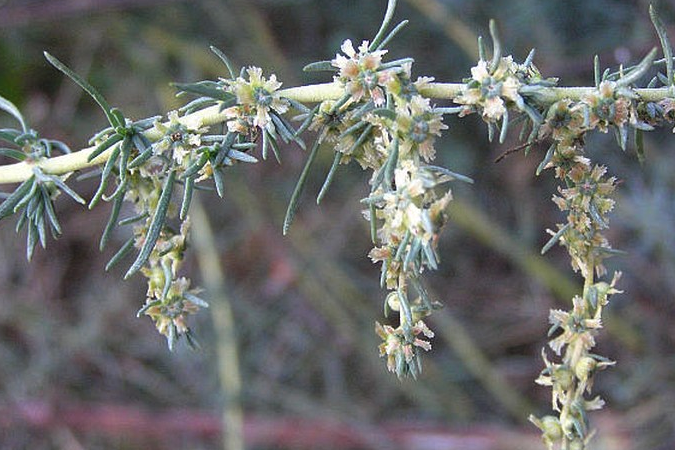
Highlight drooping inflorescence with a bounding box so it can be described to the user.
[2,1,675,449]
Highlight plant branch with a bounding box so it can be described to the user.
[0,83,673,185]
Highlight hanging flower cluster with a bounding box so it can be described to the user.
[292,32,473,378]
[63,55,298,348]
[119,63,302,347]
[528,78,635,449]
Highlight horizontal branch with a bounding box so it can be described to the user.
[0,82,672,185]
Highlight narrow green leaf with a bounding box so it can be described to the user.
[167,324,177,352]
[379,57,415,70]
[0,129,21,145]
[180,175,194,220]
[287,98,310,114]
[210,46,236,79]
[161,259,173,301]
[369,203,377,244]
[40,186,61,237]
[487,121,495,142]
[616,47,657,87]
[110,108,127,130]
[635,128,645,163]
[345,127,373,163]
[171,81,234,102]
[34,201,47,249]
[12,177,39,214]
[536,143,556,176]
[376,19,409,50]
[89,145,121,209]
[184,329,202,351]
[184,292,210,308]
[383,138,399,189]
[88,133,123,162]
[105,236,135,271]
[589,202,608,228]
[499,107,509,144]
[44,52,118,127]
[394,230,411,261]
[272,113,305,150]
[0,148,26,161]
[317,151,342,204]
[118,135,132,183]
[380,259,389,289]
[422,243,438,270]
[0,95,28,132]
[179,97,214,114]
[228,149,258,163]
[266,129,282,163]
[125,170,176,279]
[99,181,126,250]
[283,134,322,235]
[594,55,600,87]
[49,139,71,154]
[261,128,270,160]
[524,48,536,67]
[137,299,161,317]
[35,170,85,205]
[327,93,351,116]
[405,237,421,269]
[183,151,209,179]
[488,19,502,73]
[478,35,486,61]
[369,0,398,51]
[302,60,335,72]
[541,223,570,255]
[339,120,369,140]
[650,5,673,87]
[127,145,154,169]
[26,222,38,261]
[212,167,225,197]
[1,177,35,220]
[132,115,162,130]
[294,105,319,137]
[397,288,413,326]
[118,212,148,226]
[15,208,27,232]
[231,142,257,150]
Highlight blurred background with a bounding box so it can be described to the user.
[0,0,674,449]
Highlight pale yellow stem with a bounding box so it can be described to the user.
[0,82,673,185]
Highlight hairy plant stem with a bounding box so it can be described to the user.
[0,83,673,185]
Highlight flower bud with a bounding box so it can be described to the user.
[554,365,575,390]
[575,356,597,382]
[387,292,401,311]
[540,415,563,442]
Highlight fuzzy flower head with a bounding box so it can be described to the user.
[454,56,523,121]
[375,320,434,377]
[582,80,632,132]
[225,66,289,130]
[375,161,453,245]
[395,95,447,161]
[143,283,200,334]
[332,39,389,106]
